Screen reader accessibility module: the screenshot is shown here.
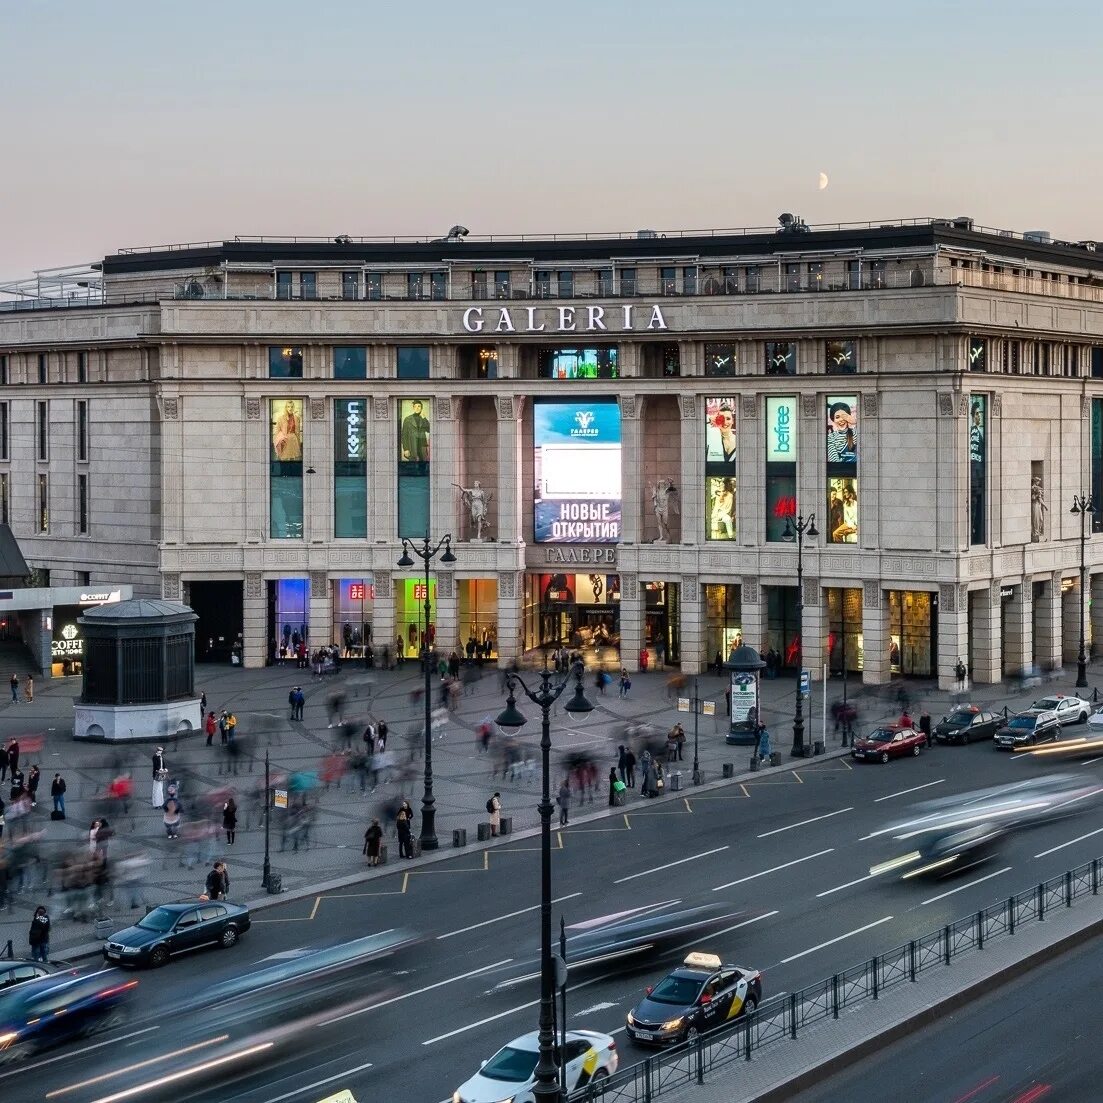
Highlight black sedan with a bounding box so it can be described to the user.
[626,952,762,1045]
[934,707,1002,745]
[104,901,251,967]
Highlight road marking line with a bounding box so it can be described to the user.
[624,813,631,829]
[684,797,692,812]
[917,867,1012,908]
[712,849,834,891]
[780,916,894,964]
[950,1075,1002,1103]
[841,758,853,770]
[816,872,880,898]
[319,959,512,1026]
[874,779,946,802]
[261,1061,375,1103]
[1034,825,1103,858]
[613,846,729,884]
[757,808,853,838]
[792,770,804,783]
[740,783,750,798]
[437,893,584,939]
[309,896,322,920]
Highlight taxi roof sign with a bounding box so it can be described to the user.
[683,952,722,971]
[314,1092,357,1103]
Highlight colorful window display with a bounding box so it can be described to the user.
[398,397,431,538]
[705,396,737,540]
[825,395,858,544]
[270,398,303,539]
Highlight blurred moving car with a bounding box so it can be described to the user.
[0,970,136,1062]
[452,1029,617,1103]
[852,725,926,763]
[1026,694,1091,726]
[934,706,1002,745]
[626,952,762,1045]
[994,711,1060,750]
[0,960,55,990]
[1088,707,1103,735]
[104,901,250,967]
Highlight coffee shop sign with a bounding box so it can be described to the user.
[461,304,668,334]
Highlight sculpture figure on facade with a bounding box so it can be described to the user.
[651,479,679,544]
[1030,476,1048,542]
[456,481,492,541]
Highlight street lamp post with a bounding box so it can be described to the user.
[692,676,702,786]
[496,661,593,1103]
[784,513,818,757]
[397,532,457,851]
[262,747,271,890]
[1071,494,1096,689]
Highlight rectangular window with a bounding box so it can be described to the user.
[808,261,825,291]
[0,402,8,460]
[1036,342,1049,376]
[37,473,48,533]
[77,352,87,384]
[968,336,987,372]
[535,271,552,298]
[430,271,447,301]
[398,397,431,538]
[704,343,737,377]
[683,266,698,295]
[557,271,574,297]
[661,344,680,377]
[341,271,359,300]
[407,272,424,300]
[538,347,618,379]
[300,272,317,300]
[0,356,7,385]
[0,474,8,525]
[38,354,47,385]
[333,347,367,380]
[826,339,858,373]
[269,346,304,378]
[397,347,430,380]
[36,401,48,461]
[765,396,797,542]
[366,272,382,300]
[868,260,887,289]
[596,268,613,296]
[969,395,987,545]
[722,266,739,294]
[705,397,737,541]
[270,399,304,539]
[765,342,796,375]
[620,268,637,296]
[745,266,761,293]
[1091,348,1103,379]
[847,260,861,290]
[77,400,89,461]
[494,271,511,299]
[1066,345,1079,377]
[784,263,801,292]
[77,473,88,535]
[276,271,293,299]
[334,399,367,538]
[471,271,488,299]
[660,267,677,295]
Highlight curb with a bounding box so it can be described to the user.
[57,744,853,961]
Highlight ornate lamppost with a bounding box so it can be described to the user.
[1071,494,1096,689]
[783,512,818,756]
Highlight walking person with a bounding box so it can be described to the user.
[954,658,967,692]
[222,797,237,844]
[616,745,629,785]
[162,796,182,840]
[9,674,17,703]
[618,668,631,698]
[0,743,6,783]
[557,780,571,826]
[487,791,502,837]
[7,739,19,776]
[28,905,50,963]
[625,747,637,788]
[50,773,66,817]
[363,818,383,866]
[608,766,619,806]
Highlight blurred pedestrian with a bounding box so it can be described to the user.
[222,797,237,844]
[625,747,637,788]
[557,780,571,826]
[28,905,50,963]
[8,674,16,703]
[205,861,227,900]
[363,818,383,866]
[619,668,631,698]
[617,745,628,785]
[199,690,207,715]
[50,773,66,817]
[7,739,19,775]
[0,743,7,783]
[920,710,933,748]
[608,767,619,806]
[115,854,150,910]
[163,796,182,839]
[205,710,217,746]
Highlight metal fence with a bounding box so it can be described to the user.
[568,856,1103,1102]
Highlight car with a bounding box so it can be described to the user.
[994,710,1060,750]
[452,1028,617,1103]
[852,725,926,763]
[0,970,136,1062]
[1088,707,1103,734]
[1027,694,1091,726]
[103,901,251,967]
[625,952,762,1046]
[934,706,1002,745]
[0,960,55,991]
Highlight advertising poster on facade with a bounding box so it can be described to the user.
[398,398,431,469]
[969,395,987,544]
[827,477,858,543]
[704,398,737,467]
[533,399,622,543]
[765,397,797,463]
[825,396,858,465]
[706,477,737,540]
[270,399,304,463]
[334,399,367,539]
[270,398,304,539]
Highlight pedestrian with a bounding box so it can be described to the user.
[557,780,571,826]
[619,668,631,698]
[205,710,217,746]
[218,711,228,744]
[94,818,113,859]
[28,905,50,963]
[27,765,40,807]
[223,797,237,844]
[625,748,637,788]
[396,804,414,859]
[7,739,19,775]
[294,687,305,721]
[608,766,619,806]
[672,723,686,761]
[162,796,181,839]
[920,710,933,748]
[955,658,967,691]
[655,637,666,668]
[205,861,226,900]
[488,791,502,836]
[642,754,659,798]
[151,746,165,778]
[226,711,237,743]
[50,773,66,816]
[8,674,16,703]
[363,818,383,866]
[898,706,914,729]
[0,743,6,783]
[87,819,100,857]
[23,676,32,703]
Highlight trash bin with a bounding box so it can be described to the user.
[94,917,113,940]
[669,771,682,792]
[770,751,783,767]
[410,838,423,858]
[749,756,759,772]
[477,823,492,842]
[722,763,735,779]
[266,873,283,895]
[612,788,627,807]
[378,844,388,865]
[499,816,513,836]
[453,828,467,848]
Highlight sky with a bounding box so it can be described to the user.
[2,0,1102,280]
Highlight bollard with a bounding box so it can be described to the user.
[722,763,735,779]
[749,756,759,772]
[669,772,682,792]
[499,816,513,836]
[266,873,283,895]
[452,828,467,848]
[770,751,783,767]
[477,823,492,842]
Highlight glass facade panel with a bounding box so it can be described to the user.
[395,578,436,659]
[887,590,935,676]
[825,587,864,673]
[537,348,618,379]
[704,343,736,377]
[398,395,431,537]
[270,398,304,539]
[332,577,374,655]
[826,339,858,373]
[333,346,367,380]
[704,584,742,667]
[272,578,309,660]
[765,341,796,375]
[458,579,498,660]
[397,347,430,379]
[269,346,304,378]
[969,395,987,544]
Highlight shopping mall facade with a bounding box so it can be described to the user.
[3,217,1103,688]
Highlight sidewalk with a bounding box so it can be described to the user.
[0,655,1098,959]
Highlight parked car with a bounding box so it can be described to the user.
[934,706,1002,745]
[994,710,1061,750]
[1027,694,1091,726]
[103,901,250,967]
[852,725,926,763]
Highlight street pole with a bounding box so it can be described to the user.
[786,513,818,757]
[496,663,593,1103]
[262,748,271,890]
[397,532,457,852]
[692,676,701,785]
[1072,494,1095,689]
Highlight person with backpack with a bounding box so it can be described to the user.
[50,773,66,817]
[487,792,501,836]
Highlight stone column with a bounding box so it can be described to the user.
[862,582,888,685]
[679,394,703,545]
[1033,573,1064,672]
[244,398,267,542]
[1090,574,1103,660]
[1003,584,1032,677]
[371,395,396,542]
[741,577,766,655]
[970,583,1002,684]
[434,569,458,654]
[243,572,266,668]
[937,583,969,691]
[620,572,642,673]
[305,398,332,542]
[373,571,395,662]
[618,342,641,378]
[1062,577,1084,665]
[159,392,185,544]
[859,393,880,548]
[308,570,330,650]
[678,340,701,377]
[800,576,824,682]
[496,570,523,665]
[430,395,459,538]
[620,395,643,544]
[496,395,524,544]
[739,394,763,547]
[680,577,703,673]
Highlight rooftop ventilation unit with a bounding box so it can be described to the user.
[637,229,658,239]
[997,230,1014,238]
[952,216,974,231]
[1024,230,1052,244]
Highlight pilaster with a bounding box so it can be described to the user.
[495,395,524,543]
[937,583,969,690]
[970,583,1002,685]
[620,395,643,544]
[679,393,703,544]
[679,577,703,674]
[861,582,888,685]
[1033,573,1064,672]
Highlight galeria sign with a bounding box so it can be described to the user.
[461,304,668,334]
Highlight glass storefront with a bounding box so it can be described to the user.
[458,578,498,660]
[766,585,799,670]
[524,573,621,657]
[394,577,436,659]
[643,581,679,664]
[824,587,864,674]
[331,578,374,657]
[269,578,308,662]
[704,583,742,667]
[886,590,937,676]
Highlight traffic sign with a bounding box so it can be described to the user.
[799,669,811,696]
[677,697,690,712]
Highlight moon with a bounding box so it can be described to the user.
[818,171,829,191]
